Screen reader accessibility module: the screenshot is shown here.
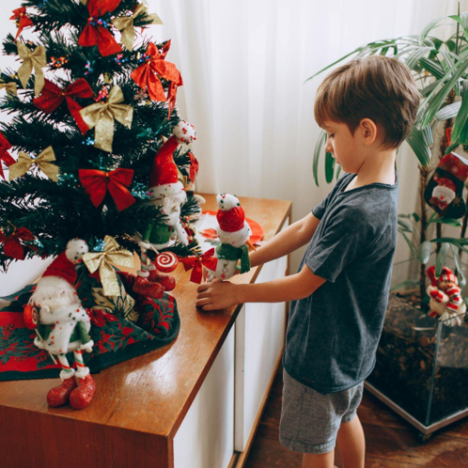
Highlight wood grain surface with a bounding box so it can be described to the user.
[0,195,292,453]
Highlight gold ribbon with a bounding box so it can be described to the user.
[0,76,17,96]
[112,5,163,51]
[9,146,59,181]
[83,235,135,297]
[17,42,47,96]
[79,85,133,153]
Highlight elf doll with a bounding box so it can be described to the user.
[135,121,196,293]
[26,239,96,409]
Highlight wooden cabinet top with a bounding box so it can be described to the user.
[0,195,291,438]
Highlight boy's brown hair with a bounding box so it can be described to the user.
[314,55,420,149]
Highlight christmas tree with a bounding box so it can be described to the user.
[0,0,206,408]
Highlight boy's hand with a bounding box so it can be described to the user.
[196,279,238,311]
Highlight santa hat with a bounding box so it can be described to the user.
[217,194,246,232]
[435,177,456,192]
[41,252,77,286]
[439,266,457,285]
[149,136,185,198]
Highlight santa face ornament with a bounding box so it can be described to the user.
[424,152,468,219]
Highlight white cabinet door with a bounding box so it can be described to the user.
[234,220,289,452]
[174,326,235,468]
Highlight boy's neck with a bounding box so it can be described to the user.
[349,148,397,189]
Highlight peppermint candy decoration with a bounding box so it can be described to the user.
[155,251,179,273]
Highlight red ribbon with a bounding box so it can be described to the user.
[33,79,94,135]
[180,248,218,284]
[188,151,199,182]
[79,168,136,211]
[131,41,183,117]
[0,227,35,260]
[78,0,122,57]
[0,132,15,180]
[11,7,33,41]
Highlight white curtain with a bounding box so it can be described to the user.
[147,0,466,277]
[0,0,465,296]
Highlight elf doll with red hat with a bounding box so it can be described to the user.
[424,152,468,219]
[426,265,466,326]
[134,120,196,295]
[26,238,96,409]
[205,193,252,281]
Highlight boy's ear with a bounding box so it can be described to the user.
[359,118,378,146]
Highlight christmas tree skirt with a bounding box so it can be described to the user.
[0,274,180,381]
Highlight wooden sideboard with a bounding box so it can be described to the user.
[0,194,292,468]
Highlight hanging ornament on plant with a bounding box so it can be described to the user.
[424,152,468,219]
[78,0,123,57]
[79,84,133,152]
[10,7,34,41]
[0,132,16,180]
[33,78,94,135]
[112,4,163,52]
[9,146,59,182]
[426,265,466,326]
[17,42,47,96]
[0,76,18,96]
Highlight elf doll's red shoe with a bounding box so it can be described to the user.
[133,275,165,298]
[148,267,176,292]
[69,370,96,410]
[47,371,78,407]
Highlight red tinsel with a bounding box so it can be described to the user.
[79,168,136,211]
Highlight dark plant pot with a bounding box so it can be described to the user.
[366,293,468,436]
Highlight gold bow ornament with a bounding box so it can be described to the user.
[17,42,47,96]
[79,85,133,153]
[0,70,18,96]
[9,146,59,181]
[83,235,135,297]
[112,4,163,51]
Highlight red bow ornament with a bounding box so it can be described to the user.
[79,168,136,211]
[33,79,94,135]
[131,41,183,116]
[78,0,123,57]
[0,226,35,260]
[0,132,16,180]
[180,248,218,284]
[10,7,33,41]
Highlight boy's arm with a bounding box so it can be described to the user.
[250,213,321,268]
[196,264,326,311]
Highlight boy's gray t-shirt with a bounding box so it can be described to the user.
[283,170,399,394]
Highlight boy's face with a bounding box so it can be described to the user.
[322,120,365,173]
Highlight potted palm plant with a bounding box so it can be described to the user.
[310,6,468,440]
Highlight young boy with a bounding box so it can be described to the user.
[196,55,420,468]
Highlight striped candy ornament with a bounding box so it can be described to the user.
[155,251,179,273]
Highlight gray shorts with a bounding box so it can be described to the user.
[279,367,364,454]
